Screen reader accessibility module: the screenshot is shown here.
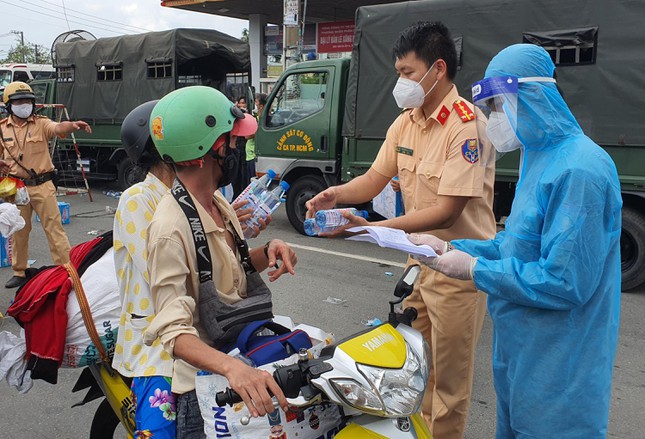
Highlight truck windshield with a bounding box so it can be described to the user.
[0,70,12,87]
[266,72,328,128]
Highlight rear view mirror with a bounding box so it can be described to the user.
[393,264,420,299]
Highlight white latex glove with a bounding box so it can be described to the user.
[408,233,449,254]
[0,203,25,238]
[414,249,477,281]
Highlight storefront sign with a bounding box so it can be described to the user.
[317,21,355,53]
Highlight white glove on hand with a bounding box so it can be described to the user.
[414,249,477,281]
[407,233,449,254]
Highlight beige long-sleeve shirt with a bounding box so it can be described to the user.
[143,188,248,394]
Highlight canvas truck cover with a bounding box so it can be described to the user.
[342,0,645,148]
[55,28,250,121]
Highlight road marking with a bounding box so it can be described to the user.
[287,242,407,268]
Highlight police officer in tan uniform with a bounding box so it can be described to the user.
[0,81,91,288]
[307,22,496,438]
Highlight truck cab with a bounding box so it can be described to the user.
[256,59,350,233]
[0,63,55,86]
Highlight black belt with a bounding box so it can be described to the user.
[19,171,55,187]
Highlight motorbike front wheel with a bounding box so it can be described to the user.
[89,398,121,439]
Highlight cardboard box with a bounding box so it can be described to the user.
[0,234,12,268]
[372,183,404,219]
[36,201,71,224]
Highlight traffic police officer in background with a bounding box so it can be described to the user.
[0,81,91,289]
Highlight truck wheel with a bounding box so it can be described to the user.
[286,175,326,235]
[621,207,645,291]
[117,157,143,190]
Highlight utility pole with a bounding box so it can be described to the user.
[10,30,25,62]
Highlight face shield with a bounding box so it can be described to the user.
[472,76,556,153]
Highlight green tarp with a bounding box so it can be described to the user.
[55,28,250,122]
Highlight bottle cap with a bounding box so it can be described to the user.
[279,180,290,191]
[267,169,277,179]
[358,210,369,218]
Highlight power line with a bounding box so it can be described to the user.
[60,0,71,31]
[16,0,152,35]
[0,0,132,36]
[34,0,154,33]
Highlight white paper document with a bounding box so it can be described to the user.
[346,226,438,258]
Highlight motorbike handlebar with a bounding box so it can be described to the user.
[215,387,243,407]
[216,362,308,407]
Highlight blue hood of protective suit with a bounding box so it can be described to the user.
[485,44,583,150]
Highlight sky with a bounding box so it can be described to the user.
[0,0,248,58]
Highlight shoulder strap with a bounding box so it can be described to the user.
[64,263,110,364]
[170,178,257,284]
[170,178,213,283]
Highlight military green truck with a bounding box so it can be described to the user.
[29,28,252,189]
[255,0,645,291]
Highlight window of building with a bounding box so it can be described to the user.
[56,66,75,83]
[146,59,173,78]
[523,27,598,66]
[97,62,123,81]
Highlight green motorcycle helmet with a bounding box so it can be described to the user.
[149,86,242,163]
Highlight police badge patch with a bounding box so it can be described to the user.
[461,139,479,164]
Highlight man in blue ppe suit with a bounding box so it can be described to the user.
[410,44,622,438]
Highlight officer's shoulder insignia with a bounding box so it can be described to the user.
[461,138,479,164]
[453,99,475,123]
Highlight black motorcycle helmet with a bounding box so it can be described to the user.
[120,100,161,168]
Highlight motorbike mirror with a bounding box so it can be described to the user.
[393,264,420,299]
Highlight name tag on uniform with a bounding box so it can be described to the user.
[2,138,12,142]
[396,146,414,156]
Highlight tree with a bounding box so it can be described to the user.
[241,28,249,43]
[1,37,51,64]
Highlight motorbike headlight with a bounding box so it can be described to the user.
[331,343,427,417]
[329,378,385,413]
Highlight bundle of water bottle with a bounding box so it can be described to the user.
[304,207,368,236]
[233,169,290,239]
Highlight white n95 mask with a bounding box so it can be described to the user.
[11,103,33,119]
[392,63,438,108]
[486,110,523,153]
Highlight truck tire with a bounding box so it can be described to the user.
[286,175,326,235]
[621,207,645,291]
[117,157,143,191]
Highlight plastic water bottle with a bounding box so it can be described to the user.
[314,208,369,228]
[244,181,290,237]
[303,218,321,236]
[304,217,357,236]
[233,169,276,209]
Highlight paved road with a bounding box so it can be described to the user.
[0,183,643,438]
